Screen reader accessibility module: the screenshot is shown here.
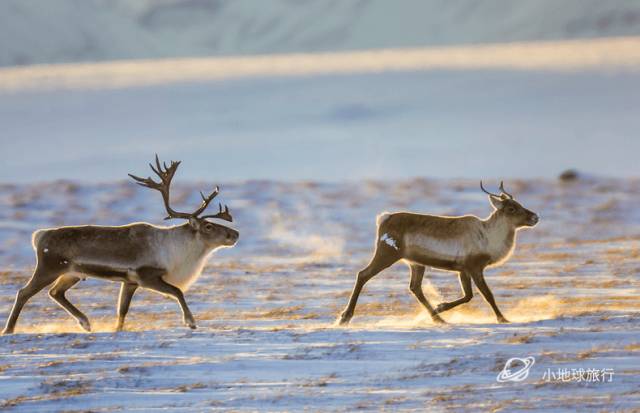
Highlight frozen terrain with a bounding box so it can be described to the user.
[0,177,639,411]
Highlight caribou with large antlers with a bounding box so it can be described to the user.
[3,155,238,334]
[338,181,538,325]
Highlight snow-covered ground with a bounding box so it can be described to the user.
[0,177,638,411]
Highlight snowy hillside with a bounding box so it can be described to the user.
[2,0,640,66]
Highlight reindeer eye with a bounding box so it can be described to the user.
[204,224,213,231]
[506,206,516,213]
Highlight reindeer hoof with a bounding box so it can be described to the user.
[498,317,510,324]
[432,315,446,325]
[78,318,92,332]
[1,328,14,335]
[337,312,352,326]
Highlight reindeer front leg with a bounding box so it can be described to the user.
[116,283,138,331]
[435,271,473,314]
[469,270,509,323]
[136,267,197,329]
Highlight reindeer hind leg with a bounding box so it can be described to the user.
[409,264,445,324]
[338,244,399,325]
[3,263,63,335]
[49,274,90,332]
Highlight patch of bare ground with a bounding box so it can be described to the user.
[547,235,640,248]
[0,270,28,285]
[173,383,208,392]
[539,345,616,364]
[117,366,149,375]
[1,379,92,409]
[576,345,616,360]
[194,308,228,321]
[299,373,338,387]
[543,393,615,409]
[383,396,408,406]
[535,252,577,261]
[352,299,412,317]
[243,305,319,320]
[424,384,520,411]
[503,333,535,344]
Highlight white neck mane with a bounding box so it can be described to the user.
[483,213,517,265]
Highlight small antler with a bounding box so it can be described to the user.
[480,181,502,199]
[498,181,514,199]
[129,154,233,222]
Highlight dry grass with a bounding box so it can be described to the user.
[535,252,576,261]
[355,299,413,317]
[1,379,92,409]
[503,333,535,344]
[244,305,308,319]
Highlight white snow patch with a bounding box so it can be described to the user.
[380,233,398,250]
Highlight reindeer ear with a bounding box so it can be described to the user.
[489,196,505,210]
[188,217,200,230]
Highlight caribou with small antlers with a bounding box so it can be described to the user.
[339,181,538,325]
[3,155,238,334]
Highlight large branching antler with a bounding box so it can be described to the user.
[128,154,233,222]
[201,204,233,222]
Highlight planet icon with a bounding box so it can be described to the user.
[497,356,535,382]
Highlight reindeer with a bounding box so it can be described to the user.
[338,182,538,325]
[2,156,238,334]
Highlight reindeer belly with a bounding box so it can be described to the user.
[69,261,139,283]
[403,233,465,270]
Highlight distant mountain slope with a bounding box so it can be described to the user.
[1,0,640,67]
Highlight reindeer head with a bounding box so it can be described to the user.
[129,155,239,247]
[481,181,539,228]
